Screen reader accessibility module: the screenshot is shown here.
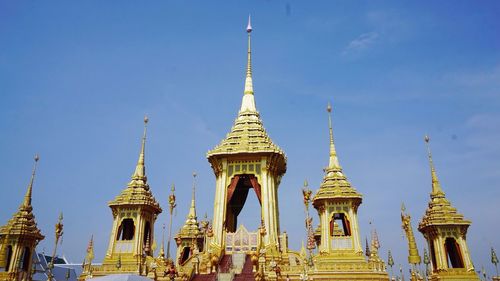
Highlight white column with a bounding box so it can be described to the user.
[212,159,228,249]
[350,208,362,252]
[106,217,119,257]
[322,207,329,252]
[260,159,270,246]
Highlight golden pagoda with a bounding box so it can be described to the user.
[310,103,389,280]
[81,117,163,278]
[417,136,479,281]
[174,173,204,266]
[205,16,287,260]
[0,156,44,281]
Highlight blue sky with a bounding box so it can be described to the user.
[1,0,499,277]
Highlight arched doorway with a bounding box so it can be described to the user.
[225,174,262,232]
[445,237,464,268]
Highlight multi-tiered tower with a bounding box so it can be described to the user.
[94,117,162,275]
[311,104,388,280]
[0,156,44,281]
[206,18,287,258]
[418,136,479,281]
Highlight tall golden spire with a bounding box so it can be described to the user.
[188,172,198,221]
[129,116,148,187]
[327,102,341,169]
[23,154,39,208]
[424,135,445,198]
[314,101,356,193]
[240,15,257,112]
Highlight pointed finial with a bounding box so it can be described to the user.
[365,237,371,257]
[246,15,252,33]
[23,154,40,207]
[159,224,165,258]
[492,247,499,265]
[188,172,198,220]
[240,15,256,112]
[423,248,430,265]
[372,229,380,250]
[424,135,445,198]
[327,102,341,168]
[192,171,197,202]
[169,183,177,214]
[130,117,149,185]
[388,250,395,267]
[401,202,406,213]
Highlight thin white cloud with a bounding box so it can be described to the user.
[342,32,379,56]
[444,65,500,87]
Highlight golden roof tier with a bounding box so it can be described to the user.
[108,116,162,214]
[313,102,362,206]
[207,17,286,176]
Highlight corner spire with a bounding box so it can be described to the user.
[424,135,445,198]
[240,15,257,112]
[130,116,148,186]
[188,172,197,220]
[23,154,39,208]
[327,102,341,169]
[371,229,380,250]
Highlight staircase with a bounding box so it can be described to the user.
[191,254,254,281]
[233,255,253,281]
[191,273,216,281]
[218,254,232,273]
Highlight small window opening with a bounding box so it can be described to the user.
[5,245,13,271]
[445,237,464,268]
[21,247,30,271]
[179,247,191,265]
[330,213,351,236]
[430,242,437,271]
[117,219,135,240]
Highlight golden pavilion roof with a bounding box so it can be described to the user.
[418,136,470,231]
[108,117,161,214]
[206,19,286,173]
[0,156,44,241]
[313,103,362,206]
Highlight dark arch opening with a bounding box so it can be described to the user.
[21,247,30,271]
[4,245,12,271]
[329,213,351,236]
[430,242,437,271]
[179,247,191,265]
[117,218,135,240]
[225,174,262,232]
[445,237,464,268]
